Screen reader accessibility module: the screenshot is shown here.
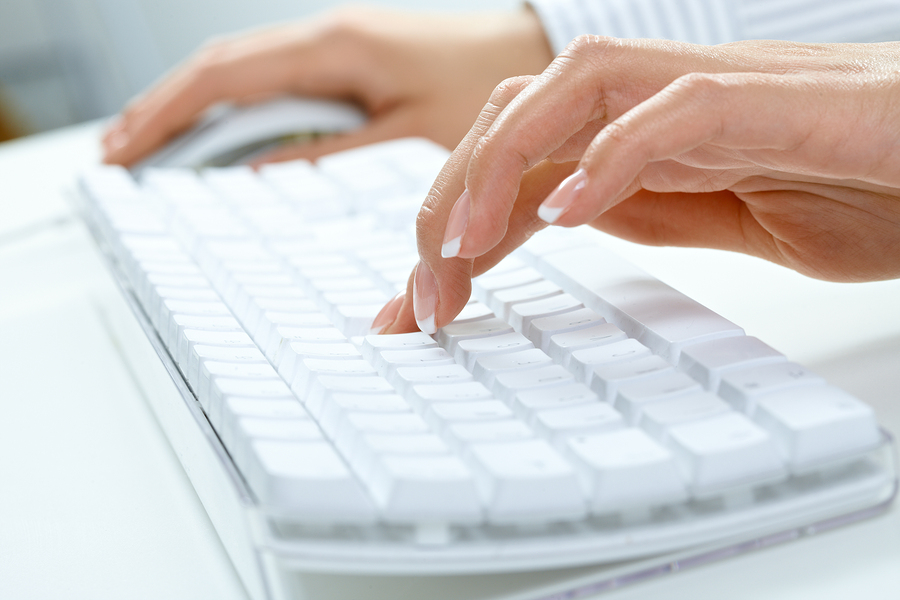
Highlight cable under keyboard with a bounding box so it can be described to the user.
[77,137,896,573]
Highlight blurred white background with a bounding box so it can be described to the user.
[0,0,514,138]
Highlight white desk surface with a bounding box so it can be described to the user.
[1,123,898,599]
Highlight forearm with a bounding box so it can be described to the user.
[528,0,900,53]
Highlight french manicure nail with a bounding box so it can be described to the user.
[441,189,470,258]
[537,168,587,224]
[105,129,130,154]
[369,292,405,334]
[413,261,437,334]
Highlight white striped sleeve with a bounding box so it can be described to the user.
[528,0,900,54]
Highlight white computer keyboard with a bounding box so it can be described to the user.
[77,138,896,586]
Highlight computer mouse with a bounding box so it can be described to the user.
[131,96,366,173]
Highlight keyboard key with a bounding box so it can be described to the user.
[361,332,438,360]
[533,245,744,364]
[436,318,514,352]
[567,429,687,511]
[615,372,704,423]
[679,336,786,391]
[570,338,651,383]
[488,279,562,319]
[532,402,624,442]
[244,440,375,520]
[636,392,732,441]
[665,413,785,495]
[513,383,599,417]
[454,332,534,370]
[752,385,880,469]
[548,322,626,365]
[428,401,514,428]
[718,362,825,412]
[408,382,494,407]
[493,365,574,401]
[366,456,482,522]
[468,440,585,521]
[472,348,554,390]
[509,293,584,337]
[446,421,534,447]
[590,355,674,403]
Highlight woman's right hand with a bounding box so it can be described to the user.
[101,6,554,167]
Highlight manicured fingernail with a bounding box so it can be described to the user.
[537,168,587,224]
[105,129,130,154]
[369,292,405,334]
[413,261,437,334]
[441,189,470,258]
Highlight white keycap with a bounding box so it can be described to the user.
[392,364,473,394]
[306,375,397,417]
[472,348,554,389]
[435,318,514,352]
[532,402,624,441]
[189,344,266,385]
[493,365,574,401]
[446,421,534,447]
[244,440,375,520]
[615,372,704,423]
[408,382,494,407]
[291,358,378,398]
[718,362,825,412]
[181,329,255,373]
[199,360,280,408]
[590,355,674,403]
[567,429,687,511]
[533,245,744,364]
[665,413,785,494]
[570,339,651,383]
[209,378,295,425]
[170,315,242,351]
[278,341,361,383]
[548,322,626,365]
[335,413,432,459]
[269,327,346,364]
[752,385,880,469]
[468,440,585,521]
[428,401,514,427]
[472,267,543,300]
[452,301,495,324]
[489,280,562,319]
[220,397,310,450]
[679,336,786,391]
[455,332,534,370]
[509,293,584,336]
[374,347,455,377]
[513,383,599,417]
[319,394,411,438]
[637,393,732,441]
[361,332,438,360]
[366,456,482,522]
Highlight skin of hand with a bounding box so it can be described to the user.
[377,37,900,335]
[101,6,553,166]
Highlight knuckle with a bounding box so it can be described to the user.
[316,5,378,45]
[488,76,533,106]
[670,72,730,102]
[563,34,620,65]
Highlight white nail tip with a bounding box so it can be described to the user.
[537,204,564,224]
[416,312,437,335]
[441,235,462,259]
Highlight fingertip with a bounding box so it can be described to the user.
[412,261,438,335]
[370,292,405,334]
[537,168,587,224]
